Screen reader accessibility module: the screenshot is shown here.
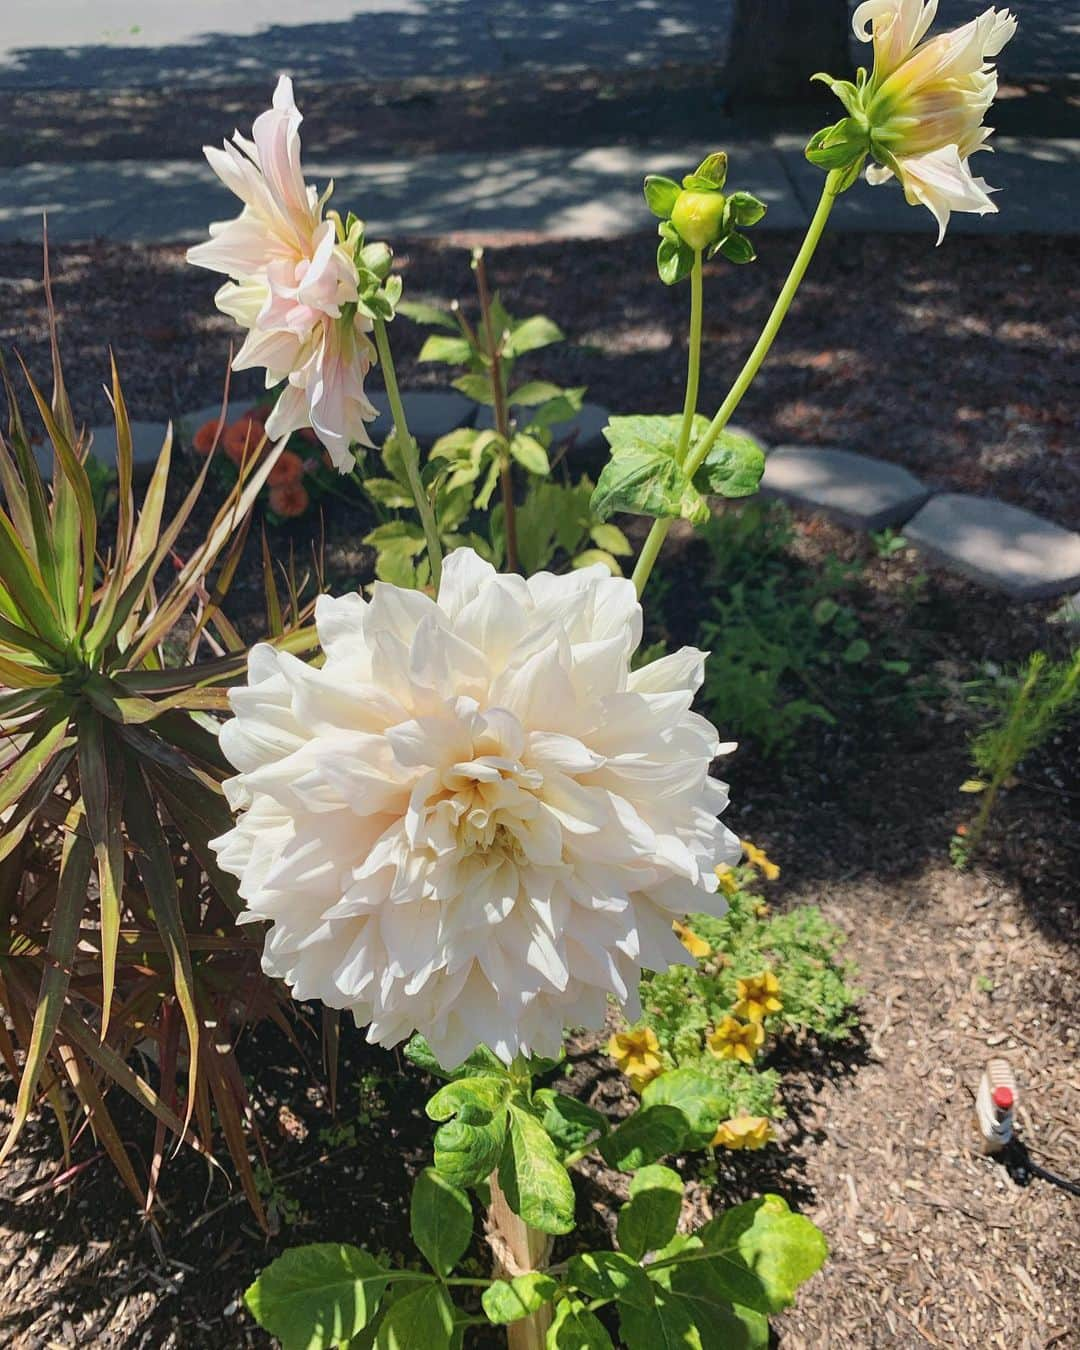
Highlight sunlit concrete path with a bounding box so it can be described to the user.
[0,0,1075,91]
[0,134,1077,245]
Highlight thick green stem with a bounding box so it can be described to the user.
[631,177,840,598]
[373,316,443,591]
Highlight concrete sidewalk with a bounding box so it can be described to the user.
[1,134,1076,245]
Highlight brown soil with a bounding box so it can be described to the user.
[1,229,1078,531]
[1,507,1077,1348]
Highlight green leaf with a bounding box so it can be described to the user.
[572,548,621,575]
[617,1165,683,1260]
[640,1069,727,1149]
[726,191,767,227]
[547,1299,614,1349]
[482,1273,559,1325]
[410,1168,473,1277]
[505,316,563,357]
[398,301,458,331]
[567,1251,649,1303]
[692,429,766,500]
[602,414,709,457]
[405,1034,505,1081]
[699,1195,828,1314]
[244,1243,389,1350]
[509,380,566,407]
[376,1283,455,1350]
[643,175,681,218]
[426,1075,511,1188]
[418,335,474,366]
[451,373,495,405]
[656,235,694,286]
[591,448,707,526]
[498,1100,576,1235]
[597,1105,687,1172]
[364,477,416,508]
[509,432,550,476]
[535,1090,608,1159]
[588,523,632,556]
[842,638,871,664]
[620,1267,768,1350]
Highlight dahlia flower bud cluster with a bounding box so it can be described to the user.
[188,76,386,470]
[808,0,1017,241]
[211,549,741,1067]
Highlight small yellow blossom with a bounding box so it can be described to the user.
[707,1016,765,1066]
[741,839,780,881]
[712,1113,774,1151]
[673,919,711,960]
[715,866,740,898]
[608,1027,663,1089]
[733,971,783,1024]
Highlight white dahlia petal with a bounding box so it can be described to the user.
[212,548,739,1066]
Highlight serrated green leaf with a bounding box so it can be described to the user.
[591,448,707,526]
[418,335,473,365]
[482,1273,559,1325]
[505,316,563,357]
[698,1194,828,1314]
[244,1243,389,1350]
[597,1104,687,1172]
[376,1282,455,1350]
[643,175,681,218]
[692,429,766,500]
[547,1298,614,1349]
[410,1168,473,1277]
[617,1165,683,1260]
[640,1069,727,1149]
[426,1075,511,1188]
[498,1101,576,1235]
[510,433,550,476]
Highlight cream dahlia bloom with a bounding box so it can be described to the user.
[187,75,377,469]
[854,0,1017,241]
[211,549,740,1067]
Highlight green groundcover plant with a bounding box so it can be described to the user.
[0,3,1023,1345]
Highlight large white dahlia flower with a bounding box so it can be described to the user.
[212,549,740,1067]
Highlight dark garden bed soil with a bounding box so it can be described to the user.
[1,508,1077,1348]
[1,228,1077,529]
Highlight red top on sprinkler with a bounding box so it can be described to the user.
[992,1086,1014,1111]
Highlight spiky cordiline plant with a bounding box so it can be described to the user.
[0,260,318,1222]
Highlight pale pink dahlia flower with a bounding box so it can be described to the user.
[211,549,740,1067]
[187,76,377,469]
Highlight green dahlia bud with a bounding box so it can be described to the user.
[670,190,727,253]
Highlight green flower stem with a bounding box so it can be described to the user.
[473,249,519,574]
[373,316,443,591]
[674,248,704,467]
[631,176,841,598]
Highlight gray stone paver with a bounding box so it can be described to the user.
[904,493,1080,600]
[760,445,931,531]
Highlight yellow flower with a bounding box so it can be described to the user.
[715,866,740,898]
[607,1027,663,1088]
[741,839,780,881]
[733,971,783,1024]
[706,1016,765,1066]
[712,1113,774,1151]
[673,919,711,960]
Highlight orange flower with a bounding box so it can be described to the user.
[672,919,711,960]
[268,482,310,519]
[223,414,266,465]
[707,1015,765,1066]
[733,971,782,1024]
[715,866,740,899]
[267,449,305,488]
[191,417,223,455]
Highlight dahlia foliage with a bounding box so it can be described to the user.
[188,75,378,468]
[212,549,739,1066]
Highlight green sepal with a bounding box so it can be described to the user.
[805,117,870,171]
[643,174,681,218]
[715,232,756,265]
[691,151,728,189]
[656,233,695,286]
[725,191,767,227]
